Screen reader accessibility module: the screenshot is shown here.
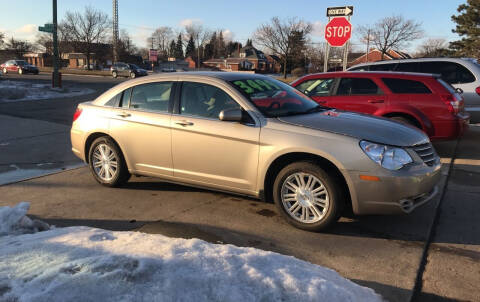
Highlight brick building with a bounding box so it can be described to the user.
[349,48,411,66]
[203,46,281,73]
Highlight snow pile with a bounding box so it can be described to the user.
[0,202,49,236]
[0,80,94,102]
[0,204,383,302]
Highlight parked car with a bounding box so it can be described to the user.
[291,72,470,141]
[1,60,39,75]
[71,72,441,231]
[111,62,148,78]
[348,58,480,123]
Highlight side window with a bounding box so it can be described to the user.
[120,88,132,108]
[296,78,335,97]
[420,61,475,84]
[382,78,431,94]
[180,82,240,119]
[395,62,419,73]
[104,92,122,107]
[336,78,382,95]
[130,82,172,112]
[369,63,396,71]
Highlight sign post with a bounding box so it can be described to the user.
[324,6,353,72]
[39,2,61,87]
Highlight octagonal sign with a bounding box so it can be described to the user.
[325,17,352,47]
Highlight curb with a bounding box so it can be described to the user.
[0,163,86,187]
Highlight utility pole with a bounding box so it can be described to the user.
[112,0,119,63]
[366,28,371,63]
[52,0,60,87]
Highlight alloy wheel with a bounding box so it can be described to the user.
[92,143,119,182]
[281,172,330,224]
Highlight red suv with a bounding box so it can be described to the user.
[291,72,470,140]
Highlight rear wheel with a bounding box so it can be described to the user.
[130,72,136,79]
[390,116,419,128]
[88,137,130,187]
[273,162,345,231]
[18,68,23,75]
[112,71,117,78]
[2,68,6,74]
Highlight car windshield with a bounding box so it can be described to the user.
[16,61,27,66]
[229,77,325,117]
[128,64,139,69]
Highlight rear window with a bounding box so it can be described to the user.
[382,78,431,94]
[419,61,475,84]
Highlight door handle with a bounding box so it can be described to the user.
[368,99,384,103]
[175,121,194,127]
[117,112,131,118]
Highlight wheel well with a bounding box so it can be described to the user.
[384,112,422,129]
[84,133,120,163]
[263,152,352,213]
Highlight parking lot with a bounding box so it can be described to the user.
[0,73,479,302]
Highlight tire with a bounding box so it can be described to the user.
[88,136,130,187]
[112,71,117,78]
[2,68,6,74]
[18,68,23,75]
[390,116,418,128]
[273,161,345,232]
[130,72,136,79]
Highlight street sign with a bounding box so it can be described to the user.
[38,23,54,33]
[324,17,352,47]
[327,6,353,17]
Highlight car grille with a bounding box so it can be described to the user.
[412,142,437,166]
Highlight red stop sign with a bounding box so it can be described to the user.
[325,17,352,47]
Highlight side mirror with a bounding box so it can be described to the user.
[219,108,242,122]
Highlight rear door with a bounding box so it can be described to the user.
[328,77,386,114]
[108,81,175,176]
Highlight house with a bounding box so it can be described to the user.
[23,52,49,67]
[203,46,279,73]
[349,48,411,66]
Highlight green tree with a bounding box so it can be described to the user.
[185,36,195,58]
[168,40,176,57]
[217,31,226,58]
[174,34,183,59]
[451,0,480,58]
[246,39,253,47]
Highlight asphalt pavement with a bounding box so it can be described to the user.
[0,73,479,302]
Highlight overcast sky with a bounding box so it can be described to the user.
[0,0,464,52]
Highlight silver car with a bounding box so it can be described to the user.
[71,72,441,231]
[349,57,480,123]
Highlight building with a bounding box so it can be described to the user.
[23,53,49,67]
[349,48,411,66]
[203,46,281,73]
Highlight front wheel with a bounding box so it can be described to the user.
[18,68,23,75]
[112,71,117,78]
[130,72,136,79]
[88,137,130,187]
[273,162,345,231]
[2,68,6,74]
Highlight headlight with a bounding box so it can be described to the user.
[360,140,412,170]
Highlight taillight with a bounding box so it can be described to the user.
[440,94,463,114]
[73,108,82,122]
[476,86,480,96]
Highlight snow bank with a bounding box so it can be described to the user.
[0,202,49,236]
[0,80,94,102]
[0,204,383,302]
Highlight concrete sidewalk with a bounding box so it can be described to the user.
[419,125,480,302]
[0,114,83,185]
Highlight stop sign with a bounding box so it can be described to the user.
[325,17,352,47]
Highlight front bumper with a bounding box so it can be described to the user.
[347,160,442,215]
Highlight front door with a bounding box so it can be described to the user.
[108,81,174,176]
[328,77,386,115]
[171,81,260,193]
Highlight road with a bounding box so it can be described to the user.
[0,73,478,302]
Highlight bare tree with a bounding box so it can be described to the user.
[0,31,4,49]
[5,37,33,58]
[416,38,452,57]
[254,17,312,78]
[61,6,110,70]
[359,15,423,60]
[147,26,173,58]
[184,24,211,68]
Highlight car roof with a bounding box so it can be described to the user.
[297,71,440,80]
[349,57,478,69]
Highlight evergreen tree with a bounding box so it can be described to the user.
[227,41,242,57]
[185,36,195,58]
[217,31,226,58]
[174,34,184,59]
[246,39,253,47]
[451,0,480,57]
[209,32,217,58]
[168,40,176,58]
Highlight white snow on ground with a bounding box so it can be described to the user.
[0,203,383,302]
[0,80,94,102]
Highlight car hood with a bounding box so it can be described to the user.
[277,109,428,147]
